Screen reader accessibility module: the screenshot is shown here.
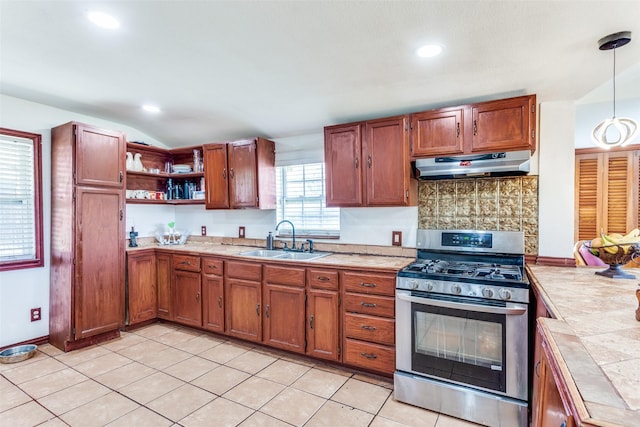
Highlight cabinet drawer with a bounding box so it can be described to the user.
[341,271,395,296]
[343,338,395,375]
[307,268,339,290]
[226,260,262,281]
[344,293,394,318]
[264,264,305,287]
[202,257,223,276]
[344,313,394,345]
[172,254,201,272]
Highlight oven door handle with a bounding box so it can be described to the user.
[396,293,527,315]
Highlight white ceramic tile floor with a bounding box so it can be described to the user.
[0,323,483,426]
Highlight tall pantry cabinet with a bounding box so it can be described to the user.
[50,122,126,351]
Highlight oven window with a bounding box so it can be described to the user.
[411,301,506,392]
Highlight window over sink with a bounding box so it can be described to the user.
[276,163,340,237]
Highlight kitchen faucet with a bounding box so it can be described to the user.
[275,220,297,251]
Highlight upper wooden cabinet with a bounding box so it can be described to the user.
[410,95,537,158]
[411,107,465,157]
[325,116,415,207]
[75,123,126,188]
[203,138,276,209]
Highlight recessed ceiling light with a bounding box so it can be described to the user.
[142,105,161,113]
[87,11,120,30]
[416,44,443,58]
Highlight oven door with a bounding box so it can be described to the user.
[396,289,528,401]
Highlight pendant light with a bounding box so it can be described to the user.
[591,31,638,149]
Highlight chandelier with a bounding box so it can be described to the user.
[591,31,638,149]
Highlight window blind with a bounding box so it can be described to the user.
[0,137,36,261]
[276,163,340,236]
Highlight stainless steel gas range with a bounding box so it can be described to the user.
[394,229,530,427]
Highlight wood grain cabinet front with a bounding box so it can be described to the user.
[263,265,306,353]
[225,260,263,341]
[126,251,157,325]
[325,117,415,208]
[156,253,172,320]
[341,270,396,375]
[202,257,224,333]
[306,268,340,362]
[172,256,202,328]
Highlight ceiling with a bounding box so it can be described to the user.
[1,0,639,147]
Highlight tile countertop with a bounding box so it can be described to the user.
[527,265,640,426]
[126,239,416,271]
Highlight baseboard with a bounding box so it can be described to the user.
[0,335,49,352]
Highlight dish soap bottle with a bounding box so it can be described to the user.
[266,232,274,250]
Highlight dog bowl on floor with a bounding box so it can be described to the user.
[0,344,37,364]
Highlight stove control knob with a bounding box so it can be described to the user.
[409,280,419,290]
[499,288,512,300]
[425,281,434,291]
[451,284,462,295]
[482,288,494,298]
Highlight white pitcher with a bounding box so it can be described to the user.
[133,153,144,171]
[125,152,133,170]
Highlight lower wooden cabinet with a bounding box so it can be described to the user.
[534,347,575,427]
[126,251,157,325]
[173,269,202,327]
[263,265,306,353]
[225,260,262,341]
[341,270,396,375]
[156,253,172,320]
[202,257,224,333]
[306,268,340,362]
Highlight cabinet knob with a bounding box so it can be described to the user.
[218,296,222,308]
[367,155,372,168]
[196,292,200,302]
[256,303,260,316]
[309,314,314,329]
[222,168,227,180]
[265,304,270,318]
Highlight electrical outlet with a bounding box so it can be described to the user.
[392,231,402,246]
[239,226,245,238]
[30,307,41,322]
[201,226,206,236]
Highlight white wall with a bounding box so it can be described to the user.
[537,101,576,258]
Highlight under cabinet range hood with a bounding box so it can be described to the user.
[414,150,531,179]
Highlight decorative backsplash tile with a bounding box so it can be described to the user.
[418,176,539,255]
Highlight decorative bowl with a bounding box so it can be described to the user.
[585,243,640,279]
[0,344,37,364]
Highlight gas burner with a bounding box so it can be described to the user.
[473,266,522,281]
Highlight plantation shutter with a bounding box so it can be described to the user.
[0,137,36,261]
[575,148,639,241]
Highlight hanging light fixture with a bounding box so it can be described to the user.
[591,31,638,149]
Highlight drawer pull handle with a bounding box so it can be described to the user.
[256,304,260,316]
[317,276,330,282]
[208,264,216,269]
[309,314,314,329]
[361,325,376,331]
[360,282,376,288]
[266,304,270,318]
[535,360,540,378]
[360,352,377,360]
[360,302,377,308]
[180,261,191,266]
[196,292,200,302]
[218,296,222,308]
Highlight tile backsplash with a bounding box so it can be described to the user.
[418,176,539,255]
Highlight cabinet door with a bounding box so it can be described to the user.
[173,269,202,327]
[74,187,125,339]
[324,124,363,207]
[225,278,262,341]
[263,283,306,353]
[127,252,157,325]
[307,288,340,362]
[471,95,535,153]
[536,349,575,427]
[229,139,258,208]
[204,143,230,209]
[156,253,172,320]
[411,108,464,157]
[363,116,411,206]
[203,274,224,333]
[75,123,125,188]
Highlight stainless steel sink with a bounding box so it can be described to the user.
[238,249,330,261]
[238,249,286,258]
[273,251,330,261]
